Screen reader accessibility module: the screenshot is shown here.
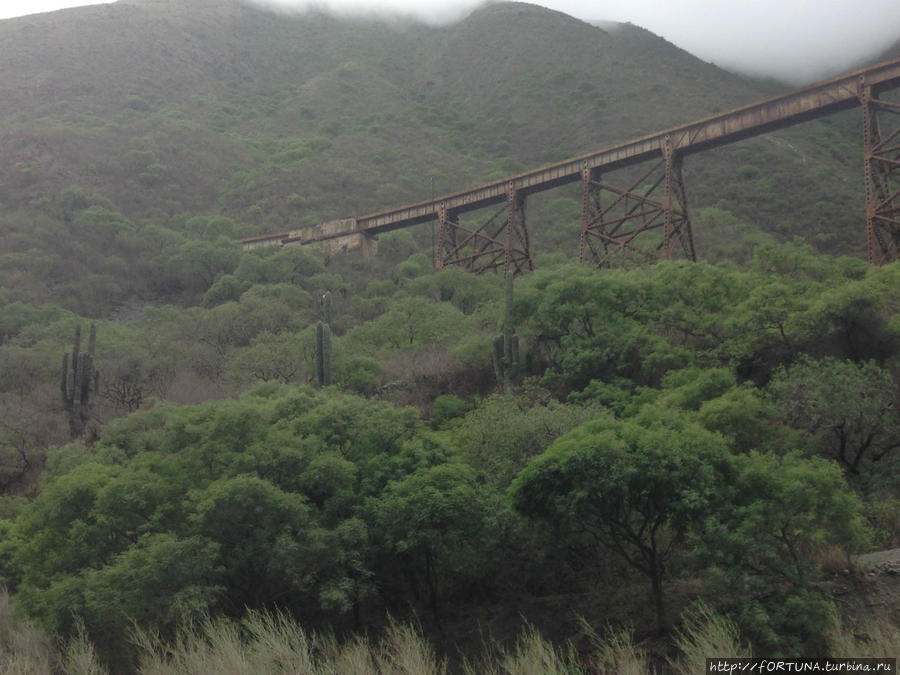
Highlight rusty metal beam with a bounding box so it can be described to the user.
[436,182,533,274]
[860,80,900,265]
[578,138,696,267]
[241,56,900,265]
[662,137,696,262]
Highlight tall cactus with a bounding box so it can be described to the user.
[61,324,99,438]
[493,273,519,389]
[316,292,333,387]
[322,290,333,325]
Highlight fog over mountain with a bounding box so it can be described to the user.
[244,0,900,84]
[3,0,899,84]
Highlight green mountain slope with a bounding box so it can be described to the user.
[417,4,766,162]
[0,0,886,313]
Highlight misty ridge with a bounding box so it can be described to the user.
[238,0,900,84]
[7,0,900,83]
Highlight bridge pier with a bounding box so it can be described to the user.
[859,77,900,265]
[436,182,533,275]
[662,138,697,262]
[579,138,696,267]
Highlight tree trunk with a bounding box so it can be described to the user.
[650,559,666,635]
[424,546,443,635]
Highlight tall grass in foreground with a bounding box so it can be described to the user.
[137,617,649,675]
[0,588,53,674]
[586,625,653,675]
[463,623,582,675]
[668,604,748,674]
[133,614,446,675]
[828,618,900,660]
[3,588,897,674]
[0,590,102,675]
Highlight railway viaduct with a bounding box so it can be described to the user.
[241,56,900,273]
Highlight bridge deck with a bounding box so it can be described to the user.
[241,56,900,249]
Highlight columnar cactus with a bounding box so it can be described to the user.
[322,290,333,325]
[316,322,332,387]
[493,274,519,388]
[316,292,333,387]
[61,324,99,437]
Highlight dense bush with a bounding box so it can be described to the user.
[0,244,896,668]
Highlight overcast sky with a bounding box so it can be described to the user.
[2,0,899,84]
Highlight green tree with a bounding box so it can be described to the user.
[81,533,222,662]
[516,264,691,391]
[697,384,793,454]
[168,238,241,296]
[699,451,869,652]
[227,329,313,386]
[654,367,735,411]
[343,296,469,353]
[429,394,472,430]
[334,354,382,395]
[768,356,900,489]
[233,246,326,288]
[367,462,486,629]
[724,277,813,364]
[187,475,321,613]
[511,413,730,632]
[454,394,602,487]
[202,274,251,307]
[805,262,900,363]
[405,266,501,315]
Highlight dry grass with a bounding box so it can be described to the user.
[331,635,377,675]
[373,621,446,675]
[462,621,653,675]
[669,604,748,674]
[818,545,853,575]
[133,613,446,675]
[585,625,652,675]
[491,624,580,675]
[61,623,107,675]
[19,588,866,675]
[828,618,900,660]
[0,590,107,675]
[0,589,55,675]
[134,619,255,675]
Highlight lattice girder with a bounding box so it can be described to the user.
[436,183,533,275]
[860,78,900,265]
[579,138,696,267]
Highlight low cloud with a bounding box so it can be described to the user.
[244,0,900,84]
[247,0,481,25]
[553,0,900,84]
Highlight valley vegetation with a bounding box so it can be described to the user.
[1,236,898,671]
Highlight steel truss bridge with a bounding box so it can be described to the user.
[241,56,900,272]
